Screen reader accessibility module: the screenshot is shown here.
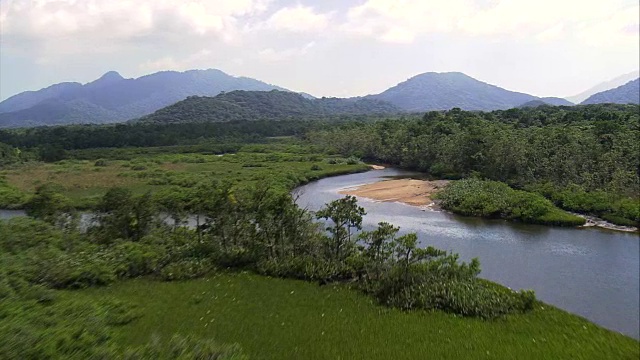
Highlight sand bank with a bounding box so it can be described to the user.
[339,179,449,206]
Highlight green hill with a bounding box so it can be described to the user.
[135,90,401,124]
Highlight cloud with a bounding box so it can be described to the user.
[258,41,316,62]
[139,49,216,72]
[342,0,472,43]
[264,5,330,33]
[342,0,639,45]
[0,0,271,52]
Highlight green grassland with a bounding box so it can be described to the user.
[68,272,638,360]
[0,143,368,209]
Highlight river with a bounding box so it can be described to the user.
[294,168,640,339]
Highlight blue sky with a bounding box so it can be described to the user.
[0,0,638,100]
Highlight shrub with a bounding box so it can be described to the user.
[159,258,214,281]
[436,179,585,226]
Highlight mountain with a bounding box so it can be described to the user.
[518,97,574,108]
[366,72,538,111]
[581,79,640,105]
[136,90,400,124]
[0,82,83,113]
[567,71,640,103]
[0,69,288,128]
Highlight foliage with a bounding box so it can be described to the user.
[308,104,640,224]
[435,179,586,226]
[136,90,399,124]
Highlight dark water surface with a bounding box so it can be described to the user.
[295,168,640,339]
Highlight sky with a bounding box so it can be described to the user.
[0,0,638,101]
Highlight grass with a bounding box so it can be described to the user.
[0,144,368,209]
[68,272,639,360]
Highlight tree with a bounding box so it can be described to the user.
[97,188,157,242]
[360,222,398,279]
[24,183,75,229]
[316,196,366,261]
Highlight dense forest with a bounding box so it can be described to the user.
[306,104,640,225]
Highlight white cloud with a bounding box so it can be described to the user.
[139,49,216,72]
[264,5,330,33]
[342,0,639,46]
[342,0,472,43]
[0,0,271,52]
[258,41,316,62]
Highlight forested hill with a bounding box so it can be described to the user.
[0,69,287,128]
[366,72,538,111]
[581,78,640,105]
[135,90,401,124]
[517,97,574,108]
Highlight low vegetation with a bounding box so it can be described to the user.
[0,143,368,209]
[73,273,639,360]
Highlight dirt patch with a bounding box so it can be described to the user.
[339,179,449,206]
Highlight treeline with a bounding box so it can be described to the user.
[0,120,318,150]
[307,104,640,225]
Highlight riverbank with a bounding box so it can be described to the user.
[340,177,638,233]
[338,178,449,207]
[575,213,639,233]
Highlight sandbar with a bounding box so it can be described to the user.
[339,179,449,206]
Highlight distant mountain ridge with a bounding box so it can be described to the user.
[0,69,288,128]
[135,90,401,124]
[366,72,539,111]
[567,71,640,103]
[5,69,637,129]
[581,78,640,105]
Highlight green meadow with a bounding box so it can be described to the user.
[69,272,638,360]
[0,143,368,209]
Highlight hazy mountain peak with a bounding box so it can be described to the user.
[367,71,536,111]
[567,70,640,103]
[90,71,125,84]
[581,78,640,105]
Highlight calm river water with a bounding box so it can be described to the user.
[2,169,638,338]
[295,168,640,339]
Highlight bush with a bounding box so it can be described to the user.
[107,242,164,278]
[371,263,536,319]
[436,179,585,226]
[37,252,116,289]
[159,258,214,281]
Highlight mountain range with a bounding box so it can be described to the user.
[566,71,639,104]
[0,69,286,127]
[0,69,638,128]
